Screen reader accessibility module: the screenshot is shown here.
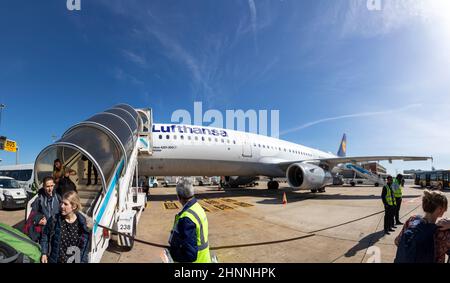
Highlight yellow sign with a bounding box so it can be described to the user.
[4,140,17,152]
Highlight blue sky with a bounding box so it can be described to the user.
[1,0,449,174]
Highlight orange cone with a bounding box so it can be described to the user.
[282,192,287,205]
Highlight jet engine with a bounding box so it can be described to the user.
[286,163,332,190]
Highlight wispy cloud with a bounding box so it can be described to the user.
[113,67,144,86]
[248,0,258,53]
[280,103,422,135]
[122,50,147,68]
[146,28,213,96]
[324,0,450,38]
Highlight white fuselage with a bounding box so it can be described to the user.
[138,123,336,177]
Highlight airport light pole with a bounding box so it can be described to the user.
[16,146,19,165]
[0,104,5,130]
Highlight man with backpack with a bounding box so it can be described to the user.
[25,176,61,244]
[394,190,448,263]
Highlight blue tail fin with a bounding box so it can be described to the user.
[337,134,347,157]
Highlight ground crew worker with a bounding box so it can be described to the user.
[168,178,211,263]
[382,175,397,235]
[392,174,404,225]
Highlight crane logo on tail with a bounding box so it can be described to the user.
[337,134,347,157]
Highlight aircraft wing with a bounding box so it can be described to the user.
[317,156,432,166]
[277,156,432,171]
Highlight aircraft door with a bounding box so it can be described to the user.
[242,137,252,158]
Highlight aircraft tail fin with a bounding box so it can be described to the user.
[337,134,347,157]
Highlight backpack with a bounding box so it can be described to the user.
[394,216,437,263]
[23,210,45,242]
[56,177,77,196]
[0,223,41,263]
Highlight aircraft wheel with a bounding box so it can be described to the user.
[350,182,356,187]
[268,181,279,190]
[318,187,326,193]
[311,189,318,193]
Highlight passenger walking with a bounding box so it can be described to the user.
[392,174,404,225]
[86,160,98,186]
[382,175,396,235]
[53,159,77,187]
[168,179,211,263]
[40,191,91,263]
[31,176,61,225]
[394,190,448,263]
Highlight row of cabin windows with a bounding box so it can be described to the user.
[158,134,236,144]
[158,134,319,157]
[252,143,315,157]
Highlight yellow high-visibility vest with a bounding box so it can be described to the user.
[173,202,211,263]
[385,184,397,206]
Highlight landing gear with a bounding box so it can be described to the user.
[268,180,279,190]
[311,188,326,193]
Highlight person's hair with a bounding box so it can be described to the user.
[176,178,195,200]
[387,175,393,180]
[42,176,54,185]
[396,174,403,180]
[422,190,448,213]
[53,159,62,171]
[63,191,82,212]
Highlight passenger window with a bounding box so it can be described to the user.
[195,136,198,141]
[215,138,218,142]
[233,140,236,144]
[174,135,177,140]
[188,136,192,140]
[159,135,163,139]
[181,135,184,140]
[166,135,170,139]
[208,137,212,142]
[202,137,205,141]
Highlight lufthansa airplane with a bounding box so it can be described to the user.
[137,124,430,192]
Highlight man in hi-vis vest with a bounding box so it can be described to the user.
[168,178,211,263]
[381,175,397,235]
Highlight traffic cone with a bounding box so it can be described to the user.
[282,192,287,205]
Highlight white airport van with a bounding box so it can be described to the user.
[0,176,28,209]
[0,164,36,199]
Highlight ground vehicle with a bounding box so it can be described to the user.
[0,176,28,209]
[210,176,220,185]
[0,164,35,199]
[194,176,212,186]
[344,177,381,187]
[162,176,179,187]
[415,170,449,190]
[149,177,159,188]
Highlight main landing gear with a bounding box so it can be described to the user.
[267,180,279,190]
[311,187,326,193]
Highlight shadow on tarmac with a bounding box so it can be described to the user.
[344,230,387,258]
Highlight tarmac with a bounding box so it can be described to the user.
[1,181,448,263]
[101,180,449,263]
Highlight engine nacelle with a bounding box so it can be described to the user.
[286,163,332,190]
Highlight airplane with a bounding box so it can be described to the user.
[138,124,431,193]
